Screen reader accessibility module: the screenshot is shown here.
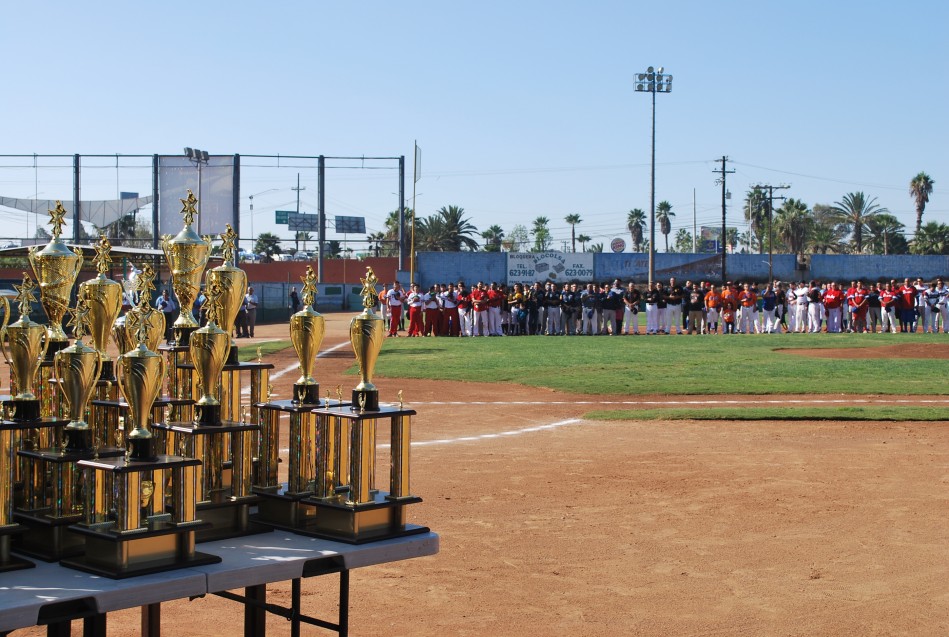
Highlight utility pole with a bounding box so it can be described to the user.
[712,156,734,283]
[752,183,790,285]
[292,172,305,253]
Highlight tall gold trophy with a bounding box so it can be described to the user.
[161,190,211,347]
[205,224,246,365]
[78,235,122,380]
[1,275,49,421]
[28,201,83,357]
[189,284,229,426]
[350,267,385,411]
[115,317,165,461]
[290,265,325,404]
[114,264,163,355]
[52,300,101,451]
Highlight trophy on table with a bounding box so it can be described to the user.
[290,265,325,405]
[1,275,49,421]
[160,189,211,347]
[27,201,83,359]
[114,264,164,356]
[205,224,246,365]
[189,283,229,427]
[78,234,123,380]
[349,267,385,411]
[52,299,102,452]
[115,316,165,462]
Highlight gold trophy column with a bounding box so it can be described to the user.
[160,190,211,347]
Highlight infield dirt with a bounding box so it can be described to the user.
[16,313,949,636]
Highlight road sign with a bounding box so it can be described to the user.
[288,212,320,232]
[275,210,293,224]
[334,216,365,234]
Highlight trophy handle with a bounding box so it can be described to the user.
[51,349,69,407]
[0,295,9,333]
[0,325,9,367]
[39,327,51,363]
[157,354,166,402]
[115,356,127,409]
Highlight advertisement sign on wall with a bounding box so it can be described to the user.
[506,251,595,285]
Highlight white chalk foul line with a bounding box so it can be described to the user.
[241,341,350,396]
[279,417,584,454]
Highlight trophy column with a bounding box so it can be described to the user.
[0,418,34,572]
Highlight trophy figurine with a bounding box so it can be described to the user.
[78,234,123,380]
[115,264,163,354]
[189,284,229,426]
[0,275,49,421]
[205,224,246,364]
[28,201,83,357]
[290,265,325,404]
[115,316,165,461]
[52,299,102,451]
[160,189,211,347]
[349,267,385,411]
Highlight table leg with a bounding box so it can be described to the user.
[291,578,301,637]
[245,584,267,637]
[339,570,350,637]
[46,623,70,637]
[142,603,161,637]
[83,614,107,637]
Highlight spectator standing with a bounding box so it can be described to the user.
[686,285,705,334]
[244,286,259,337]
[664,278,684,335]
[156,289,178,344]
[289,286,301,314]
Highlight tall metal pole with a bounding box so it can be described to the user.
[317,156,325,283]
[712,156,734,283]
[151,154,159,249]
[73,154,81,243]
[649,88,656,286]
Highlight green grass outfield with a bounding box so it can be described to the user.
[373,332,949,396]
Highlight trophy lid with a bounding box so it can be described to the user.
[163,190,208,246]
[87,234,121,284]
[210,224,241,271]
[357,267,379,315]
[61,298,95,352]
[10,273,40,326]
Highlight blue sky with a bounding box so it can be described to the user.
[1,1,946,251]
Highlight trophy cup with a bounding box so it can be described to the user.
[115,317,165,462]
[205,224,246,365]
[189,284,229,426]
[349,267,385,411]
[290,265,325,404]
[52,300,102,451]
[1,275,49,421]
[28,201,83,358]
[160,189,211,347]
[115,264,164,355]
[78,234,122,380]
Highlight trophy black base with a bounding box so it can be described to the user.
[11,510,84,562]
[194,403,222,427]
[294,493,426,544]
[61,523,221,579]
[98,359,116,382]
[292,383,320,405]
[195,499,268,543]
[3,398,40,422]
[173,325,198,348]
[226,343,240,365]
[43,339,70,362]
[351,389,379,412]
[252,488,317,531]
[0,526,35,573]
[64,427,92,452]
[129,436,158,462]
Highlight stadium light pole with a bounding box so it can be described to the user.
[635,66,672,287]
[248,188,279,253]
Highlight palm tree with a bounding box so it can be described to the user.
[576,234,591,251]
[589,242,604,253]
[564,213,582,252]
[832,192,885,254]
[531,216,551,252]
[910,172,935,237]
[295,231,312,252]
[254,232,282,262]
[655,201,674,252]
[911,221,949,255]
[626,208,646,252]
[673,228,693,253]
[481,225,505,252]
[865,213,906,256]
[806,204,847,254]
[773,198,811,257]
[417,205,479,251]
[744,188,768,253]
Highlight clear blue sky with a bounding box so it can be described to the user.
[2,1,946,251]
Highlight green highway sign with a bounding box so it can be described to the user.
[275,210,293,224]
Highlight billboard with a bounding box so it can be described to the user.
[506,251,594,285]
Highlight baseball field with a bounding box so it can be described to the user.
[18,313,949,636]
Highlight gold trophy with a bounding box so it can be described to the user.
[205,224,246,364]
[349,267,385,411]
[0,275,49,421]
[160,189,211,347]
[78,234,122,380]
[52,300,102,451]
[116,315,165,461]
[116,264,163,354]
[189,284,229,426]
[290,265,325,404]
[0,295,9,395]
[28,201,83,357]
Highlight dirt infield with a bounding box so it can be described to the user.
[778,342,949,359]
[16,315,949,636]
